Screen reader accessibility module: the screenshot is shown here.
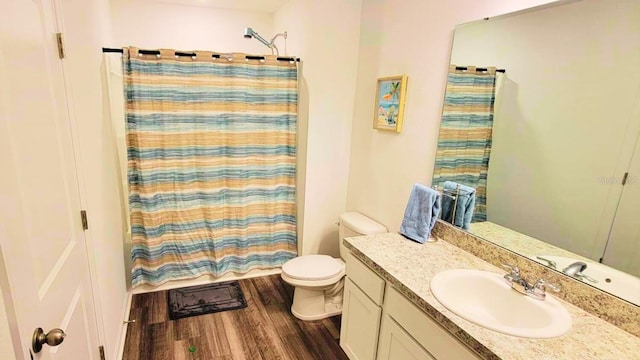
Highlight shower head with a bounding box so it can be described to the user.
[243,27,287,55]
[243,27,255,39]
[243,27,270,47]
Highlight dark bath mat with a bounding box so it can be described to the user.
[168,280,247,320]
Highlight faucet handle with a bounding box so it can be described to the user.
[501,264,520,275]
[501,264,523,288]
[574,272,598,283]
[535,279,560,292]
[536,256,557,269]
[530,279,561,300]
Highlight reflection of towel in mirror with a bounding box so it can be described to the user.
[442,181,476,231]
[399,184,441,244]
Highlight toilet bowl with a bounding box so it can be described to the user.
[281,255,346,320]
[281,212,386,321]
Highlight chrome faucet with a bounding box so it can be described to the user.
[563,261,587,276]
[562,261,598,283]
[502,264,560,301]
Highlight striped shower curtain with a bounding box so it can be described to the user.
[433,65,497,222]
[124,48,298,287]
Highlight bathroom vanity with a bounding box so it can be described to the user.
[339,233,640,360]
[340,247,478,360]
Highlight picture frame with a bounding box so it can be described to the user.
[373,75,408,132]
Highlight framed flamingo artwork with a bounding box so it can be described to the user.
[373,75,408,132]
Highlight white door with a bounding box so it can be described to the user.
[603,133,640,279]
[0,0,100,358]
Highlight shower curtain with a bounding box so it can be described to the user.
[433,65,497,222]
[124,48,298,287]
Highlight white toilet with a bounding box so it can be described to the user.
[281,212,387,320]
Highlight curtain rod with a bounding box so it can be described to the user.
[455,66,505,73]
[102,47,300,62]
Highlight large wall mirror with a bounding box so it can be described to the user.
[433,0,640,306]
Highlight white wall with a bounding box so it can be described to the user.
[452,0,640,260]
[107,0,576,267]
[346,0,558,232]
[110,0,275,53]
[56,0,129,358]
[275,0,363,257]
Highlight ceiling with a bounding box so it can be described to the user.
[137,0,289,12]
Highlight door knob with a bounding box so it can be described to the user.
[32,327,66,353]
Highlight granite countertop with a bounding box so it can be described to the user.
[344,233,640,360]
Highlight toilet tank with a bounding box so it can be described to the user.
[338,212,387,259]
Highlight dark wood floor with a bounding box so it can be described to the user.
[122,274,348,360]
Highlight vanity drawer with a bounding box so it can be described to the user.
[385,286,481,360]
[346,254,385,305]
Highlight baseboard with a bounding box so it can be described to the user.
[115,291,133,360]
[131,268,283,295]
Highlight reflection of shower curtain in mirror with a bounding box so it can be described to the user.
[433,65,497,222]
[124,48,298,287]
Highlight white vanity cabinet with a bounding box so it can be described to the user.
[340,253,482,360]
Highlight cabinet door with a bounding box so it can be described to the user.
[377,314,435,360]
[340,279,382,360]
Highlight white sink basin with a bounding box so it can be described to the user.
[430,269,572,338]
[530,255,640,306]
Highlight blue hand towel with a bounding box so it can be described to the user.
[399,184,441,244]
[442,181,476,231]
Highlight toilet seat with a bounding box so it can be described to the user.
[282,255,344,281]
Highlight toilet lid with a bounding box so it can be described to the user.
[282,255,344,281]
